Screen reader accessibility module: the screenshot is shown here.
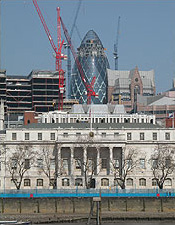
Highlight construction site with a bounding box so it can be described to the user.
[0,0,174,127]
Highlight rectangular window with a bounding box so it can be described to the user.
[12,133,17,140]
[50,133,55,140]
[127,133,132,140]
[75,159,81,169]
[37,159,43,168]
[101,158,107,169]
[63,133,68,138]
[140,133,144,140]
[0,161,1,171]
[11,158,17,169]
[152,159,158,169]
[24,179,30,186]
[38,133,42,140]
[24,159,30,169]
[114,159,119,168]
[76,133,81,137]
[114,132,119,138]
[50,159,55,169]
[37,179,43,186]
[101,133,106,138]
[25,133,29,140]
[140,159,145,169]
[126,159,132,169]
[165,132,170,140]
[153,133,157,141]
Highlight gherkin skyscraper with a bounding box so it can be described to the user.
[71,30,110,104]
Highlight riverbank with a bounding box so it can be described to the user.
[1,212,175,224]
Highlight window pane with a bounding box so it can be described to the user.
[50,133,55,140]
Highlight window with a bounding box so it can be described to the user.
[24,159,30,169]
[140,159,145,169]
[127,133,132,140]
[37,159,43,168]
[38,133,42,140]
[101,158,107,169]
[126,178,133,186]
[152,159,158,169]
[0,161,1,171]
[11,158,17,169]
[62,178,70,186]
[63,133,68,138]
[153,133,157,141]
[88,159,94,171]
[114,132,119,138]
[25,133,29,140]
[165,132,170,140]
[101,178,109,186]
[50,133,55,140]
[165,178,172,186]
[50,159,55,169]
[140,133,144,140]
[75,159,81,169]
[101,133,106,138]
[12,133,17,140]
[126,159,132,169]
[75,178,83,186]
[152,179,157,187]
[24,179,30,187]
[113,159,119,168]
[49,179,55,186]
[139,178,146,186]
[37,179,43,186]
[76,133,81,137]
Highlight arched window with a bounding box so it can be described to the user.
[62,178,69,187]
[152,178,157,187]
[165,178,172,187]
[101,178,109,186]
[75,178,83,186]
[139,178,146,187]
[37,179,43,186]
[126,178,133,186]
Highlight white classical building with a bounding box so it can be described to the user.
[0,104,175,190]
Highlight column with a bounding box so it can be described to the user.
[96,147,100,175]
[109,146,113,175]
[70,147,74,176]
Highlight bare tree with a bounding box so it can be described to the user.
[111,148,138,189]
[150,145,175,189]
[6,145,35,190]
[36,143,62,189]
[75,135,102,189]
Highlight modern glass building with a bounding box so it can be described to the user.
[71,30,110,104]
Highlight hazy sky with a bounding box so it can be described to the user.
[1,0,175,93]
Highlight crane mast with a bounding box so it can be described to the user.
[60,17,97,104]
[32,0,65,110]
[113,16,120,70]
[67,0,82,99]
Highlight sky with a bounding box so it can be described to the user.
[1,0,175,93]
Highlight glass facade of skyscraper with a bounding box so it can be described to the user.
[71,30,110,104]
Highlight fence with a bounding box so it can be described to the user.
[0,188,174,198]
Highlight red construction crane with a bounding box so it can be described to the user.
[60,17,97,105]
[33,0,65,110]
